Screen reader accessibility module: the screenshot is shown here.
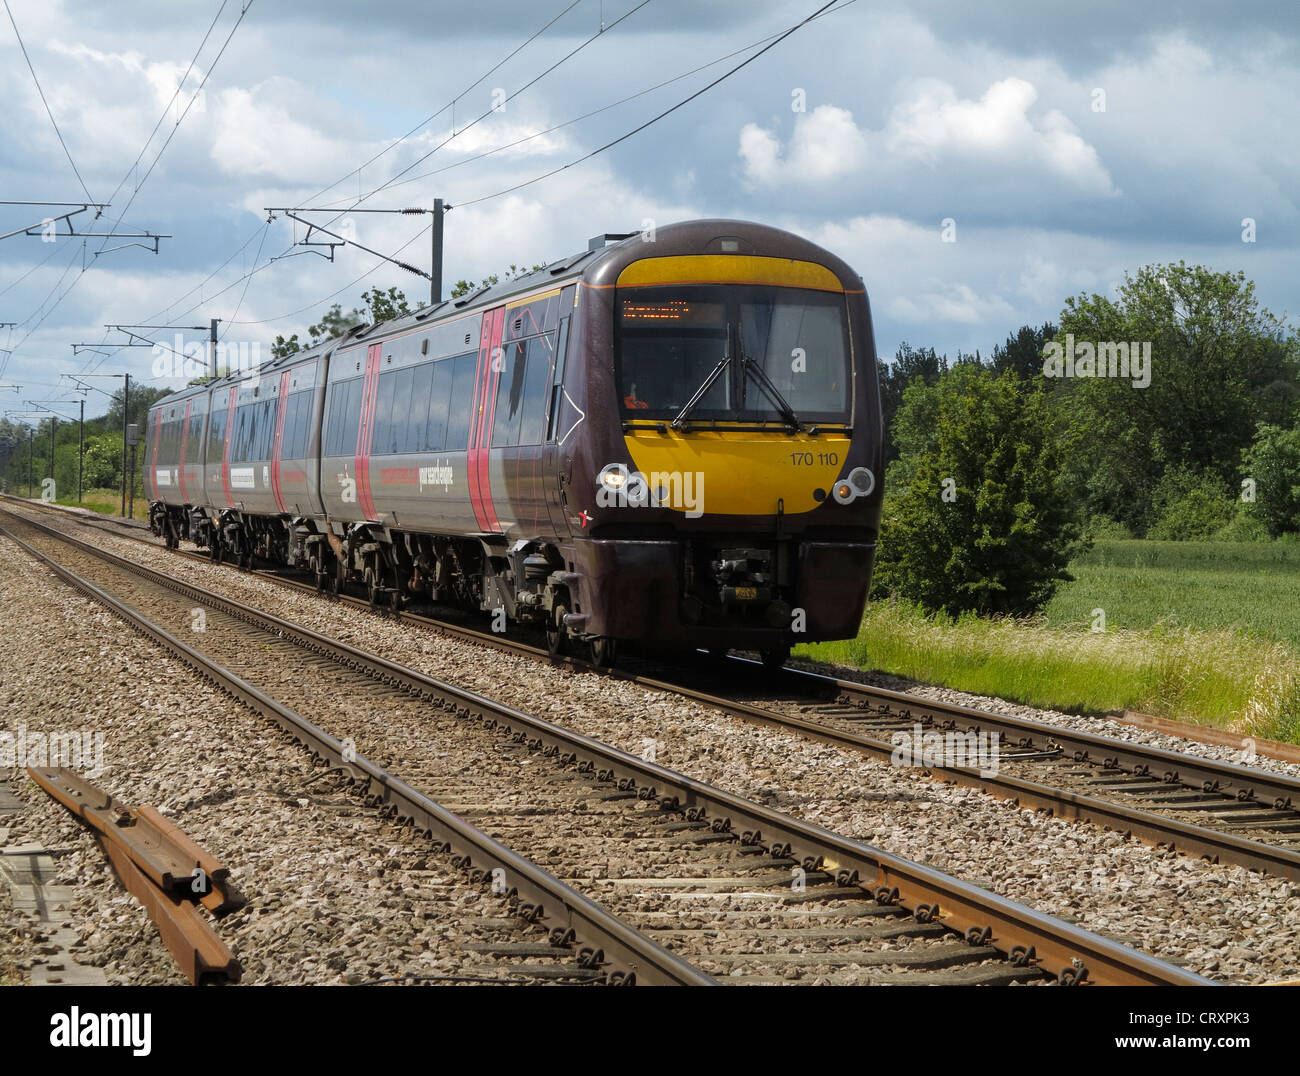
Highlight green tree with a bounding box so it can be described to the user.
[1242,422,1300,537]
[877,343,948,465]
[989,322,1057,381]
[1146,466,1234,540]
[1058,262,1299,532]
[873,366,1086,615]
[360,286,410,324]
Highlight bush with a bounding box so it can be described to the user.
[1211,506,1271,543]
[871,366,1086,615]
[1086,515,1132,540]
[1242,422,1300,537]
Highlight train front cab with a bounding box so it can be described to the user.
[562,225,883,666]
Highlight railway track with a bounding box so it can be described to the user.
[0,503,1211,985]
[13,496,1298,884]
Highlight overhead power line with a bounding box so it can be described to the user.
[4,0,97,204]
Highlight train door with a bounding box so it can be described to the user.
[146,407,162,502]
[270,369,292,514]
[468,306,505,534]
[177,399,193,504]
[543,307,576,537]
[219,386,237,509]
[354,343,382,521]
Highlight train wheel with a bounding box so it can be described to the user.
[760,646,790,671]
[590,636,617,670]
[547,604,569,658]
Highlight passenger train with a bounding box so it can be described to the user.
[145,219,883,668]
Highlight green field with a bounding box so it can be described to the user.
[798,539,1300,744]
[1043,539,1300,647]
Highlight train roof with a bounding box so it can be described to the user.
[162,218,864,411]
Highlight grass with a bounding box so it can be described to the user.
[797,540,1300,745]
[52,487,147,520]
[1043,539,1300,648]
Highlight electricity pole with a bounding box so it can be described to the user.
[431,197,445,305]
[66,372,131,516]
[265,201,450,308]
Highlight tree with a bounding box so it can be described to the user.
[1057,262,1299,533]
[360,286,410,324]
[307,303,365,346]
[990,322,1057,381]
[1146,467,1234,540]
[877,342,948,465]
[104,385,171,431]
[872,366,1086,615]
[1242,422,1300,537]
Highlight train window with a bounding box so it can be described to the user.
[207,409,226,463]
[443,352,478,451]
[615,285,849,423]
[546,317,570,442]
[231,405,249,462]
[185,408,204,463]
[324,385,344,457]
[387,366,414,454]
[342,378,364,454]
[404,363,434,453]
[492,342,527,447]
[518,335,552,446]
[424,358,453,451]
[372,372,396,456]
[618,293,729,416]
[291,393,312,458]
[256,398,276,460]
[740,292,848,419]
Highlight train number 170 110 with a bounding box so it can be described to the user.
[790,451,839,466]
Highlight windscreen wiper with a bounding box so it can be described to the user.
[738,323,803,431]
[671,323,732,431]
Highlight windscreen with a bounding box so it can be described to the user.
[616,284,850,423]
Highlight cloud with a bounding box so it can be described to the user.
[740,80,1115,197]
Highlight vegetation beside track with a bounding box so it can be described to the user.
[800,538,1300,744]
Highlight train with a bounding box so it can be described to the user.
[145,219,883,668]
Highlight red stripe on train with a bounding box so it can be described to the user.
[270,369,291,513]
[221,387,237,507]
[177,399,192,503]
[147,408,161,501]
[355,344,381,521]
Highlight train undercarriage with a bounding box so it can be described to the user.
[148,502,814,671]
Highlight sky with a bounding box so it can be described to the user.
[0,0,1296,418]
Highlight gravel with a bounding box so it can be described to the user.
[8,502,1300,983]
[0,530,550,985]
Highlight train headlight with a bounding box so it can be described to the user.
[848,467,875,496]
[831,467,876,504]
[598,463,628,490]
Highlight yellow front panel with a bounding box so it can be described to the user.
[615,255,848,292]
[623,428,851,515]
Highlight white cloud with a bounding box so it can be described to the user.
[740,79,1115,197]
